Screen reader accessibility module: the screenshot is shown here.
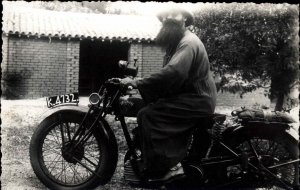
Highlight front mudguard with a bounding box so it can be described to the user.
[36,105,89,124]
[38,105,118,147]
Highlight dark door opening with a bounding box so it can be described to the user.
[79,40,129,95]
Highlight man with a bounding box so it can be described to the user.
[120,7,217,181]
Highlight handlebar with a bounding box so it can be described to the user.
[105,78,134,93]
[107,78,121,84]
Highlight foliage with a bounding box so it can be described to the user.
[192,3,299,110]
[1,69,32,99]
[3,1,110,14]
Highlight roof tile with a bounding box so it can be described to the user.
[3,5,162,41]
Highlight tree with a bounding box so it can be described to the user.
[81,2,110,14]
[192,3,299,111]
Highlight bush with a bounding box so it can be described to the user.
[191,3,299,110]
[1,69,32,99]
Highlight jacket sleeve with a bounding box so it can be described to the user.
[136,43,194,103]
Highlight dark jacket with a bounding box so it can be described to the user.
[136,30,217,112]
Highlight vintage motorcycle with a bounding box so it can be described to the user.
[30,61,299,190]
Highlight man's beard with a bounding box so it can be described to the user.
[155,19,185,50]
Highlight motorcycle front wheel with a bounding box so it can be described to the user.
[29,110,118,190]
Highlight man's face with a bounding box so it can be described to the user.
[163,13,186,28]
[155,13,186,49]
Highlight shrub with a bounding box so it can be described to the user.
[191,3,299,111]
[1,69,32,99]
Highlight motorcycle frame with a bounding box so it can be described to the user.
[62,82,299,189]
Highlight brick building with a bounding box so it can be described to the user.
[2,5,164,97]
[2,5,271,107]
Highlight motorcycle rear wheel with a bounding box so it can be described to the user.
[230,129,299,190]
[29,110,118,190]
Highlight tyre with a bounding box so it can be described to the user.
[228,126,299,190]
[29,110,118,190]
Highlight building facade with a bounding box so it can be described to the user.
[2,5,165,98]
[1,34,165,98]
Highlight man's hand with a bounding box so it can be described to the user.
[119,77,138,88]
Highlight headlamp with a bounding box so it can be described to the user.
[89,93,102,105]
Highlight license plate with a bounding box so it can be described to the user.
[46,92,79,108]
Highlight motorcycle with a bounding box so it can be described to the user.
[30,61,299,190]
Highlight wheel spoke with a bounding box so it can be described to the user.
[65,122,72,141]
[230,137,297,189]
[60,123,66,147]
[260,164,293,189]
[82,155,98,167]
[248,140,259,158]
[43,149,62,157]
[47,154,63,174]
[51,128,62,145]
[71,156,102,179]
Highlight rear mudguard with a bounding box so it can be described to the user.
[223,121,298,145]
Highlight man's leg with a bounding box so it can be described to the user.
[136,103,194,178]
[137,105,169,177]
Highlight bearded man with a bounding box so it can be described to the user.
[120,7,217,181]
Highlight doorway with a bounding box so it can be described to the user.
[79,40,129,95]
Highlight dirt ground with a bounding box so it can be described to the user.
[1,97,142,190]
[1,97,298,190]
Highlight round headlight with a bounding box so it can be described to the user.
[89,93,101,105]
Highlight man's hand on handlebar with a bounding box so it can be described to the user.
[119,77,138,88]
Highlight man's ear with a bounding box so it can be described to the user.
[183,18,187,27]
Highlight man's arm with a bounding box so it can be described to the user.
[136,42,195,102]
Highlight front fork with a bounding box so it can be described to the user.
[118,116,145,179]
[61,106,100,150]
[56,106,106,178]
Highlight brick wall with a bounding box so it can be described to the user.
[2,35,8,72]
[66,41,80,94]
[3,35,80,98]
[141,44,165,77]
[129,42,165,77]
[128,43,143,77]
[1,35,9,96]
